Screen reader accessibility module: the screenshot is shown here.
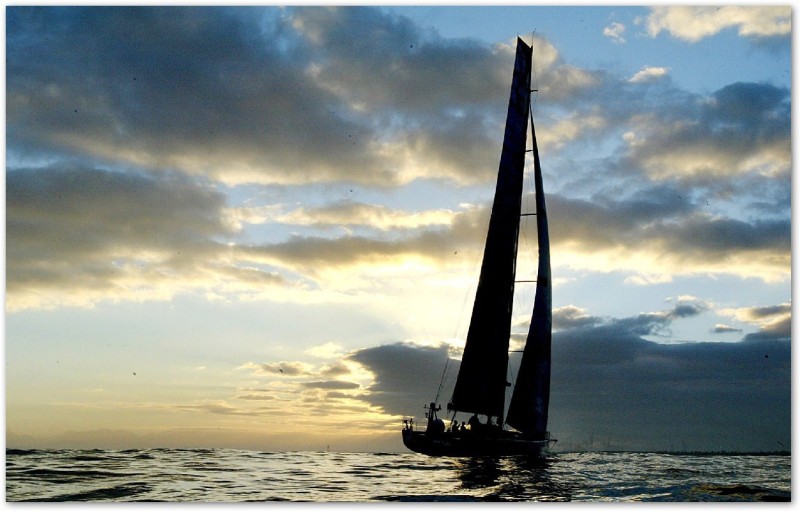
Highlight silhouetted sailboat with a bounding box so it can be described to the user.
[402,37,555,457]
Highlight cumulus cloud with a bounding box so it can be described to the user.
[5,6,790,311]
[603,22,626,44]
[6,6,533,187]
[233,200,458,232]
[6,7,392,186]
[347,343,452,416]
[553,305,601,331]
[5,166,265,310]
[545,189,790,283]
[646,6,791,42]
[620,82,790,180]
[712,324,743,334]
[719,303,791,342]
[7,159,790,313]
[628,66,669,83]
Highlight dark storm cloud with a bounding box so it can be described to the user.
[349,303,790,451]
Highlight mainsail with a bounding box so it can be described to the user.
[448,38,533,419]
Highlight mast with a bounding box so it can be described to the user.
[505,96,552,437]
[448,38,533,420]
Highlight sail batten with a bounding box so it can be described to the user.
[448,38,533,419]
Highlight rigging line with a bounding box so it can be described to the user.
[434,357,449,405]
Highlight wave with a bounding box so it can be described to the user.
[5,450,792,502]
[22,482,152,502]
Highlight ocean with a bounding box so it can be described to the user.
[5,448,790,502]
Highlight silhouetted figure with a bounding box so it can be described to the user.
[468,413,481,433]
[426,402,445,435]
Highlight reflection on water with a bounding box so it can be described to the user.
[453,456,572,501]
[455,457,502,490]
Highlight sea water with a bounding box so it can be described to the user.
[5,448,790,502]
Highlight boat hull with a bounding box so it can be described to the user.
[401,429,552,458]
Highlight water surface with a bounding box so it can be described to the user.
[5,449,790,502]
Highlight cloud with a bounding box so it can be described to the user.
[537,114,607,153]
[347,343,452,416]
[305,342,345,359]
[645,6,791,42]
[234,200,458,232]
[628,66,669,83]
[546,190,790,283]
[603,22,626,44]
[5,6,538,187]
[242,175,788,287]
[6,7,393,186]
[346,301,790,451]
[712,324,742,334]
[553,305,601,331]
[239,361,314,377]
[5,166,264,310]
[621,82,790,180]
[5,6,790,313]
[7,158,789,314]
[719,303,791,342]
[301,380,360,390]
[175,400,267,416]
[237,394,277,401]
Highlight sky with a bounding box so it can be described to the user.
[5,5,792,453]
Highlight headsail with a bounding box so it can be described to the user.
[505,104,552,437]
[448,38,533,419]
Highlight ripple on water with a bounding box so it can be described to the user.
[23,482,152,502]
[5,449,791,502]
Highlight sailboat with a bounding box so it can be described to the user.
[401,38,554,457]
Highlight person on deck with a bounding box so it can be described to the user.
[426,402,445,435]
[468,413,481,432]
